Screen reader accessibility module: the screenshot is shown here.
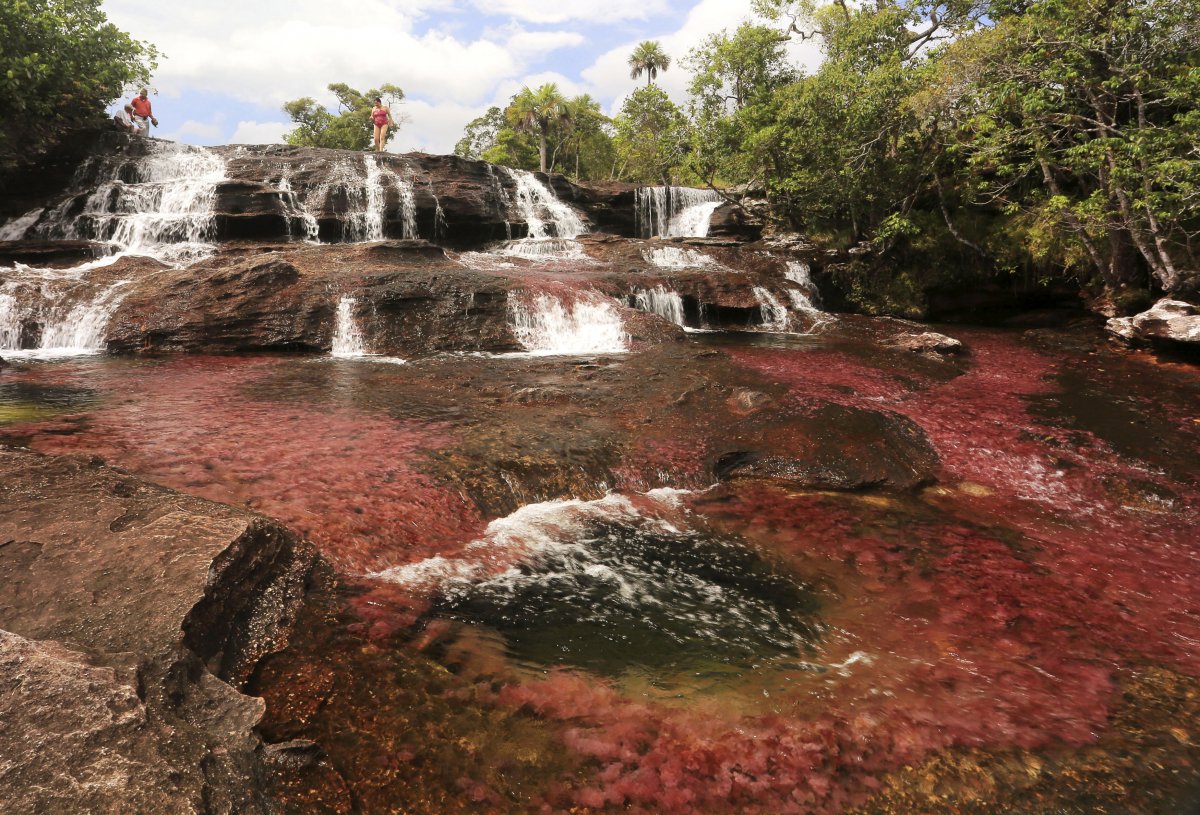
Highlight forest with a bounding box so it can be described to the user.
[450,0,1200,315]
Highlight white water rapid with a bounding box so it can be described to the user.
[631,287,686,326]
[635,187,723,238]
[753,287,792,331]
[2,142,226,358]
[642,246,723,270]
[508,292,628,355]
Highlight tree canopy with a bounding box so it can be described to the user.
[628,41,671,87]
[282,83,404,151]
[453,0,1199,308]
[0,0,157,175]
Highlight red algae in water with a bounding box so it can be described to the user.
[6,357,483,573]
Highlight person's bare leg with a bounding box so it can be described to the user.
[374,124,386,152]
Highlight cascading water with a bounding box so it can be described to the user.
[753,286,791,331]
[2,142,225,358]
[0,208,44,241]
[278,174,321,242]
[642,246,723,270]
[635,186,723,238]
[508,292,628,355]
[343,156,386,242]
[784,261,821,312]
[631,286,686,327]
[331,296,368,357]
[504,169,587,240]
[39,141,226,265]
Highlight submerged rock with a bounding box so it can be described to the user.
[715,403,940,490]
[0,448,319,814]
[1107,299,1200,350]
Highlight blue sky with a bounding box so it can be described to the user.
[100,0,822,154]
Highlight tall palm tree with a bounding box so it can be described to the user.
[508,83,570,173]
[628,41,671,87]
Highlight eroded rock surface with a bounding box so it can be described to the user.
[0,448,319,814]
[1107,299,1200,350]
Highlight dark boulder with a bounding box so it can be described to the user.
[714,403,940,490]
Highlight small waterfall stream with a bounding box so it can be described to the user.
[635,187,723,238]
[331,296,368,357]
[508,292,628,355]
[631,287,686,326]
[753,287,791,331]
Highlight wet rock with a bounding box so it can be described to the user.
[884,331,966,357]
[0,448,319,815]
[0,239,109,267]
[707,201,764,241]
[715,403,940,490]
[1107,299,1200,350]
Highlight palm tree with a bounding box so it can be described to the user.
[508,84,570,173]
[628,41,670,87]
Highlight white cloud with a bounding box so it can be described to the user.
[230,120,291,145]
[582,0,824,114]
[469,0,671,24]
[160,117,224,144]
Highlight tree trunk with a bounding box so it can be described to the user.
[538,135,547,173]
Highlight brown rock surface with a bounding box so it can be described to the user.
[0,448,319,814]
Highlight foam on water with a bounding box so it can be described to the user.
[508,292,629,355]
[642,246,723,270]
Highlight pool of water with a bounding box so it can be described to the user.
[1,325,1198,814]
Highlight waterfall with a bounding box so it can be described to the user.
[278,174,320,241]
[635,187,722,238]
[331,296,368,357]
[0,208,44,241]
[508,292,628,355]
[0,280,131,359]
[396,173,418,240]
[342,156,386,242]
[631,287,686,326]
[40,142,226,265]
[753,287,791,331]
[642,247,722,269]
[498,238,589,260]
[785,261,821,311]
[504,169,587,239]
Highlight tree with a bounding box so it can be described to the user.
[507,83,570,173]
[0,0,157,176]
[945,0,1200,294]
[282,83,404,151]
[454,106,505,161]
[614,86,691,185]
[628,41,671,87]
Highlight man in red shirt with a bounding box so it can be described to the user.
[130,88,158,136]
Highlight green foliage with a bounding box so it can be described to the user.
[459,89,615,181]
[628,41,671,87]
[507,83,570,173]
[454,106,505,160]
[0,0,157,172]
[282,83,404,151]
[614,86,692,185]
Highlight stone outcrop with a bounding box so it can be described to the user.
[0,448,319,814]
[714,403,940,490]
[1107,299,1200,351]
[883,330,966,357]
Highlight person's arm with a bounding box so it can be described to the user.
[150,102,158,126]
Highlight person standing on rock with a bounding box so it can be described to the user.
[370,97,394,153]
[130,88,158,137]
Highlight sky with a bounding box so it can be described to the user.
[100,0,823,154]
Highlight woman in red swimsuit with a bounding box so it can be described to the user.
[370,97,393,153]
